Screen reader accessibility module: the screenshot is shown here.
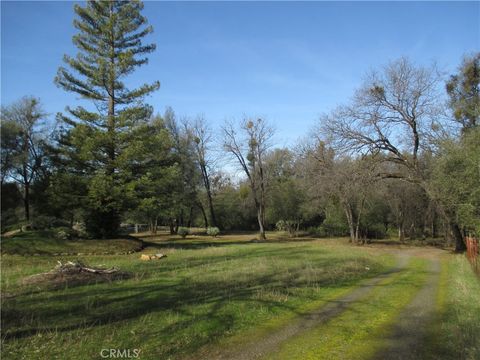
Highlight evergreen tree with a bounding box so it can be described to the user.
[54,0,159,237]
[125,116,182,234]
[446,53,480,132]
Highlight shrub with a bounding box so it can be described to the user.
[31,215,57,230]
[307,226,327,237]
[276,220,287,232]
[276,220,300,237]
[72,222,90,239]
[207,227,220,237]
[54,227,77,240]
[1,209,21,233]
[177,227,189,239]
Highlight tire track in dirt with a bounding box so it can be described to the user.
[191,254,411,360]
[372,256,441,360]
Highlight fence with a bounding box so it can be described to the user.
[466,236,479,275]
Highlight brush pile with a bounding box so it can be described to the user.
[23,260,131,288]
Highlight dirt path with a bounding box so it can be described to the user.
[372,256,442,360]
[188,247,448,360]
[191,253,412,360]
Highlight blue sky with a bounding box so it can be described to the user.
[1,1,479,145]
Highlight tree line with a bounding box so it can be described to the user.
[1,1,478,251]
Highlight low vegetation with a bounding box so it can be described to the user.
[267,258,429,360]
[1,235,393,359]
[1,230,143,256]
[423,256,480,360]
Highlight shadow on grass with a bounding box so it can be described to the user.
[1,246,388,348]
[142,237,322,251]
[1,232,143,256]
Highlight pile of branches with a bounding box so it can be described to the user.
[23,260,131,288]
[53,260,119,274]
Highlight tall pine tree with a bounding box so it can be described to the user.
[55,0,159,238]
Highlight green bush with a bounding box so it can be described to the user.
[307,226,327,237]
[54,227,71,240]
[177,227,189,239]
[207,227,220,237]
[276,220,300,237]
[53,227,77,240]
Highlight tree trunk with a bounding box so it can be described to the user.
[207,193,217,228]
[24,181,30,221]
[150,218,158,235]
[174,218,179,234]
[451,222,466,252]
[355,197,366,244]
[105,2,118,237]
[200,163,217,227]
[197,202,208,228]
[398,209,405,243]
[344,205,355,243]
[398,224,405,243]
[179,209,184,227]
[187,206,193,228]
[251,183,266,240]
[257,207,266,240]
[169,218,175,235]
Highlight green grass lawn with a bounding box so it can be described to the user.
[1,232,479,360]
[1,235,394,360]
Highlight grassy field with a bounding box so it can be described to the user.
[266,258,429,360]
[1,233,394,359]
[1,230,143,256]
[1,232,479,360]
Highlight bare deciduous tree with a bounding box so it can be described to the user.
[192,116,217,227]
[321,58,469,251]
[323,58,442,179]
[304,142,377,243]
[223,118,274,240]
[0,96,47,221]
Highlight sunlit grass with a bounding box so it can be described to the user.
[267,258,428,360]
[422,255,480,360]
[1,236,394,360]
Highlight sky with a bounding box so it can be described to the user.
[1,1,479,146]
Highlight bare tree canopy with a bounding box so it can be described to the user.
[192,116,217,227]
[223,118,274,240]
[0,96,47,221]
[322,58,443,178]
